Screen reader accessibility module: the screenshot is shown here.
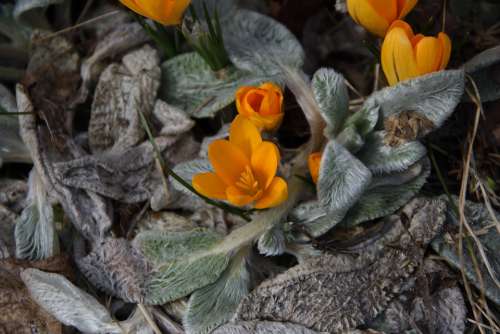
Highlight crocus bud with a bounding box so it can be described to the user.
[308,152,322,184]
[347,0,417,37]
[381,20,451,86]
[119,0,191,26]
[236,82,284,132]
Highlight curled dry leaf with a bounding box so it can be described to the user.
[369,259,466,334]
[81,21,150,86]
[0,204,17,259]
[0,178,28,213]
[17,32,116,241]
[213,320,321,334]
[77,238,151,303]
[235,198,446,333]
[89,45,161,154]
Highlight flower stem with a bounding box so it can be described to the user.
[133,14,177,59]
[138,109,252,221]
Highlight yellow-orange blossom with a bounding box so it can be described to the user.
[382,20,451,86]
[193,116,288,209]
[347,0,417,37]
[119,0,191,25]
[236,82,284,132]
[308,152,322,184]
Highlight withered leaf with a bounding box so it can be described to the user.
[89,45,161,154]
[384,111,435,147]
[212,321,321,334]
[77,238,150,303]
[17,85,114,241]
[235,198,446,333]
[369,259,466,334]
[53,138,173,203]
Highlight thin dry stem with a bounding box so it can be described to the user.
[138,304,162,334]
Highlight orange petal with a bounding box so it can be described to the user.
[397,0,418,18]
[236,86,257,117]
[164,0,191,25]
[388,20,415,39]
[226,186,256,207]
[208,140,249,185]
[308,152,322,184]
[258,83,283,116]
[415,36,442,74]
[438,32,452,70]
[119,0,150,18]
[367,0,398,23]
[382,25,419,85]
[348,0,391,37]
[251,142,279,190]
[192,172,227,200]
[255,177,288,209]
[229,115,262,159]
[249,113,284,132]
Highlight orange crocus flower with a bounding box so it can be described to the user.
[381,20,452,86]
[235,82,284,132]
[193,116,288,209]
[347,0,417,37]
[119,0,191,26]
[308,152,322,184]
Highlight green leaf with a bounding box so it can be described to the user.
[134,228,222,264]
[224,9,304,75]
[342,105,380,138]
[257,225,286,256]
[15,169,59,260]
[335,126,365,153]
[315,140,372,236]
[134,229,231,304]
[356,131,427,174]
[363,70,465,129]
[341,158,430,227]
[160,52,269,118]
[184,248,251,334]
[311,68,349,135]
[463,45,500,102]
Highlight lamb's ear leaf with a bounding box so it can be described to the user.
[160,52,269,118]
[20,268,122,334]
[183,249,251,334]
[463,45,500,102]
[311,68,349,135]
[341,158,431,227]
[257,225,286,256]
[15,169,59,260]
[133,229,222,264]
[134,229,231,304]
[363,70,465,129]
[342,105,380,138]
[315,140,372,236]
[335,125,365,154]
[356,131,427,174]
[224,9,304,75]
